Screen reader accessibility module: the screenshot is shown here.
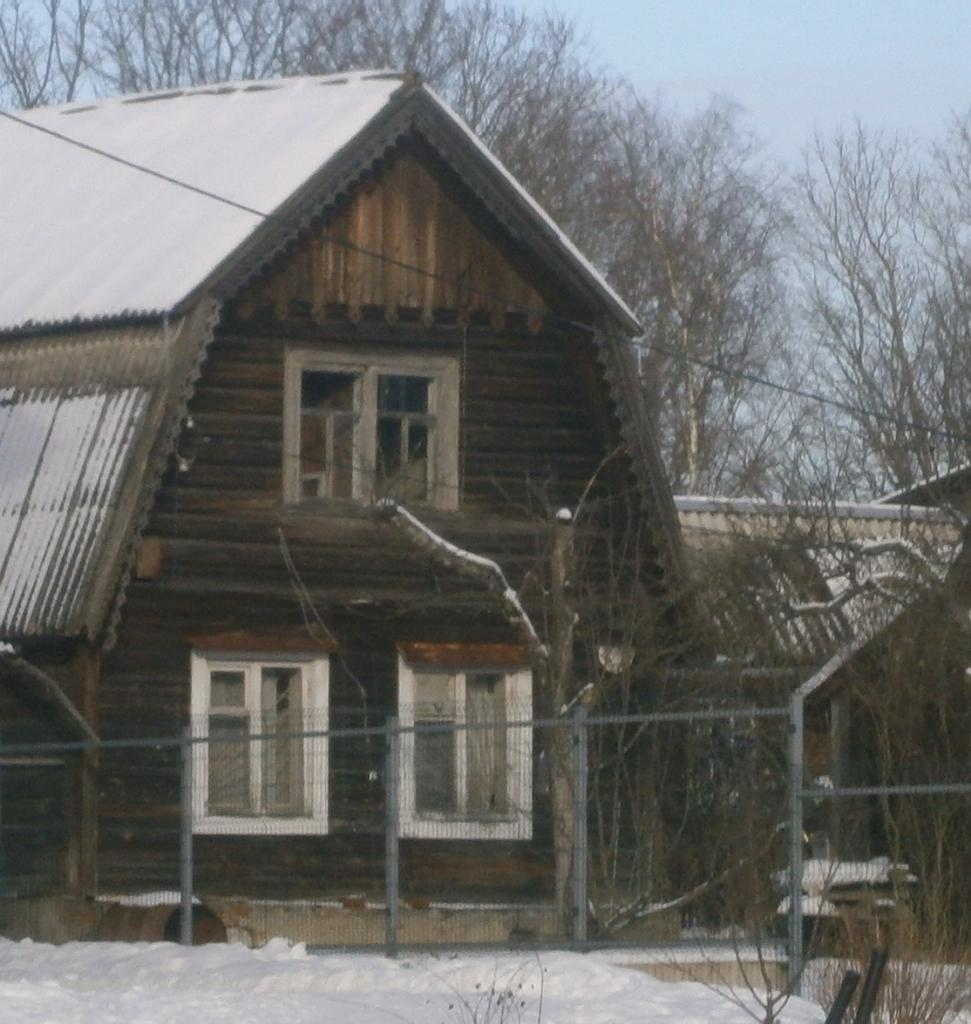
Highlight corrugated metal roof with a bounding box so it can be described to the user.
[0,325,184,639]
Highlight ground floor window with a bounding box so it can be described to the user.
[190,653,328,834]
[397,648,532,839]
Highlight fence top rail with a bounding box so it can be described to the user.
[0,704,792,755]
[0,700,790,757]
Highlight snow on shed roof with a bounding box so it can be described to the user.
[0,71,639,333]
[675,494,962,667]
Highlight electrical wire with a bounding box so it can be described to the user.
[4,102,971,451]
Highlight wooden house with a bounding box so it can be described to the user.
[0,72,685,942]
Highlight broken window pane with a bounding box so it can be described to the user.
[300,371,357,498]
[404,421,429,501]
[375,415,402,495]
[375,375,432,500]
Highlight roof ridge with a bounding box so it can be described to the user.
[28,69,406,118]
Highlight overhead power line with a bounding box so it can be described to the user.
[4,103,971,450]
[633,339,971,447]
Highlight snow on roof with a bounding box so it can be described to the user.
[0,72,403,330]
[878,461,971,506]
[675,494,955,525]
[0,70,639,333]
[801,857,916,893]
[676,494,962,665]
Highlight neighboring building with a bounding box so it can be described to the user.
[0,72,684,942]
[675,494,966,867]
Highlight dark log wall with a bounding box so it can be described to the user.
[97,142,642,902]
[0,648,84,898]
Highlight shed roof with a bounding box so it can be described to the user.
[674,494,961,666]
[0,309,215,641]
[0,71,638,333]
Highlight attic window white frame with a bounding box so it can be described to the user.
[283,347,459,510]
[190,651,329,835]
[397,654,532,840]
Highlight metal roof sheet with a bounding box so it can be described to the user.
[0,325,183,639]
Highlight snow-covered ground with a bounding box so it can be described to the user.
[0,938,827,1024]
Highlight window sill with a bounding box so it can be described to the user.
[194,816,329,836]
[400,816,532,841]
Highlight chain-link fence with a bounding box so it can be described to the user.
[0,699,967,989]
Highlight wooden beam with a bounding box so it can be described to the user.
[397,641,529,669]
[187,624,338,653]
[0,653,98,744]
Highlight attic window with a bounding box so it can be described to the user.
[284,347,459,509]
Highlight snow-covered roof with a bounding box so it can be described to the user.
[878,461,971,507]
[0,72,401,330]
[800,857,916,894]
[0,71,639,333]
[675,494,962,666]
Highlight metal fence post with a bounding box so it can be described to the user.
[385,716,400,956]
[573,704,588,946]
[179,726,194,946]
[787,692,805,994]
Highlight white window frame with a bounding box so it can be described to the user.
[397,655,532,840]
[190,651,329,835]
[283,347,460,510]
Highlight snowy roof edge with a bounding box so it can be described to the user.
[675,493,956,524]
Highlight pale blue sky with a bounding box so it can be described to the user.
[517,0,971,163]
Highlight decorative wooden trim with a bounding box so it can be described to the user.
[187,625,337,654]
[397,641,530,669]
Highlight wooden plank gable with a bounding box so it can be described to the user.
[237,145,549,331]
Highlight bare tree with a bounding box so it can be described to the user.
[93,0,306,92]
[602,95,792,495]
[795,121,971,498]
[0,0,93,106]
